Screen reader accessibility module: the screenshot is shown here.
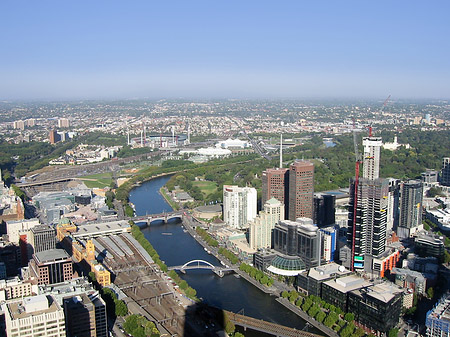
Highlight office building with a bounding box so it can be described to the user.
[415,233,445,259]
[386,178,400,232]
[426,293,450,337]
[39,278,107,337]
[398,180,423,238]
[29,249,73,285]
[391,268,426,295]
[0,277,34,300]
[223,185,257,229]
[64,294,96,337]
[273,218,321,269]
[89,292,108,337]
[262,168,289,216]
[320,225,337,263]
[441,158,450,187]
[249,198,284,250]
[422,169,439,184]
[0,262,6,279]
[2,294,66,337]
[426,208,450,232]
[49,129,59,144]
[364,249,400,277]
[29,224,57,254]
[6,218,40,244]
[313,193,336,227]
[348,282,403,333]
[297,262,351,297]
[322,275,373,312]
[288,160,314,220]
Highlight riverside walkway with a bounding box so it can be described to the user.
[225,310,322,337]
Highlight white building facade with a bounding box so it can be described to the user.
[249,198,285,250]
[3,294,66,337]
[223,185,257,229]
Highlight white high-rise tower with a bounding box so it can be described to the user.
[362,136,382,180]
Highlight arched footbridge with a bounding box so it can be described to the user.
[168,259,236,277]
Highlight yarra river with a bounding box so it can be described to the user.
[129,175,319,336]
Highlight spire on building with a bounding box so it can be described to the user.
[279,133,283,168]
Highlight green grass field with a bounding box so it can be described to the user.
[80,172,113,189]
[192,180,217,196]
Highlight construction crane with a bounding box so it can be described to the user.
[379,95,391,115]
[351,130,362,272]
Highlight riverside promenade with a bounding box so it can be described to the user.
[181,215,336,336]
[277,298,338,337]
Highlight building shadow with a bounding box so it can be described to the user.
[183,301,228,337]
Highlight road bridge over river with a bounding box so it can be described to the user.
[132,211,183,226]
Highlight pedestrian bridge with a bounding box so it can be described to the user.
[168,259,235,277]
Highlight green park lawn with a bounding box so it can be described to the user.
[192,180,217,196]
[80,172,113,189]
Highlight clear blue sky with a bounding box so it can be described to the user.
[1,1,449,100]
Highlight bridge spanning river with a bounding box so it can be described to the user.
[132,211,183,225]
[225,310,320,337]
[168,259,236,277]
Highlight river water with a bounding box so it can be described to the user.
[130,175,316,336]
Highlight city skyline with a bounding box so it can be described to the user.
[1,1,450,100]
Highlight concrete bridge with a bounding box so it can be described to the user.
[132,211,183,226]
[168,259,235,277]
[225,310,320,337]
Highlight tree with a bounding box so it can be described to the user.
[88,271,96,282]
[115,300,128,316]
[388,328,399,337]
[289,292,298,303]
[281,291,289,299]
[344,313,355,322]
[316,311,326,323]
[223,312,235,334]
[427,287,434,299]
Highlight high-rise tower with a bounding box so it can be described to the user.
[362,136,382,180]
[348,177,389,268]
[348,136,390,270]
[441,157,450,186]
[223,185,257,229]
[288,160,314,221]
[261,168,289,216]
[397,180,423,238]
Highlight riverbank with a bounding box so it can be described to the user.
[130,175,323,335]
[276,298,338,337]
[159,186,180,210]
[181,216,336,336]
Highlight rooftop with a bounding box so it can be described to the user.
[355,282,404,303]
[427,293,450,323]
[308,262,351,281]
[6,295,61,319]
[323,275,372,293]
[73,220,130,238]
[34,249,70,264]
